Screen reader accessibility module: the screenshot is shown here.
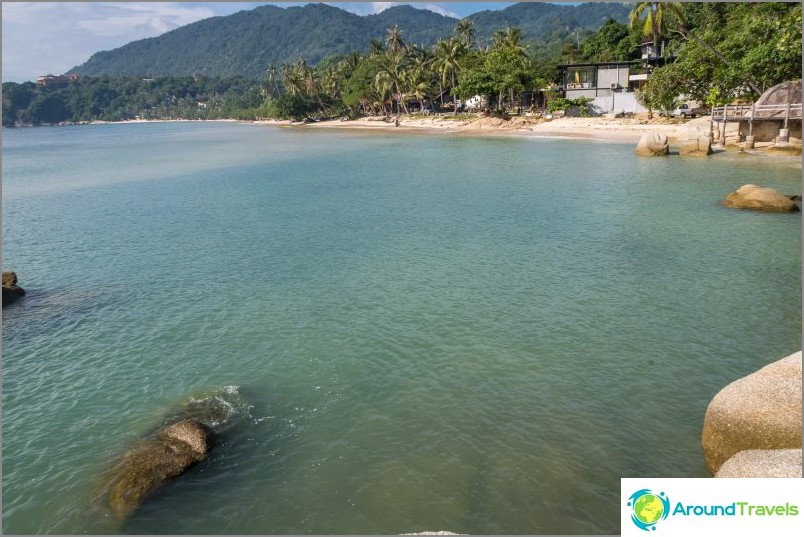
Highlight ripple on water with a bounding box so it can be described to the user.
[2,123,800,534]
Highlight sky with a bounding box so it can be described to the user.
[0,1,565,83]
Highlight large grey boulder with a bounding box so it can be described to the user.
[702,351,802,474]
[635,131,669,156]
[104,420,213,519]
[715,449,802,478]
[2,271,26,306]
[723,184,799,212]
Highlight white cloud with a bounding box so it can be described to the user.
[370,2,395,14]
[423,4,459,18]
[2,2,215,82]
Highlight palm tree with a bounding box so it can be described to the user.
[368,38,385,57]
[280,62,302,96]
[492,27,526,56]
[320,65,340,101]
[386,25,407,54]
[455,19,475,48]
[375,49,409,121]
[339,52,361,78]
[629,2,760,94]
[405,66,431,112]
[433,38,465,114]
[262,64,279,99]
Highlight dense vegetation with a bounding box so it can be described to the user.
[634,2,802,111]
[68,2,631,79]
[2,76,263,126]
[3,2,800,126]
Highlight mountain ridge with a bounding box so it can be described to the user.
[69,2,631,79]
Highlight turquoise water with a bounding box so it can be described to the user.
[2,122,801,535]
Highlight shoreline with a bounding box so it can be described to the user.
[8,116,802,162]
[251,115,687,143]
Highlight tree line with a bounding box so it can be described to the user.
[2,2,800,126]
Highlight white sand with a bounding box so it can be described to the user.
[254,114,700,143]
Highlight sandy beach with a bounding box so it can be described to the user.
[254,114,700,143]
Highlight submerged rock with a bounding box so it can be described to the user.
[723,184,799,212]
[105,420,213,519]
[701,351,802,474]
[95,386,250,521]
[2,271,26,306]
[635,132,669,156]
[715,449,802,478]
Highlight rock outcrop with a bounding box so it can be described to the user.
[702,351,802,475]
[2,271,26,306]
[679,135,713,157]
[764,144,803,156]
[635,131,669,156]
[723,184,800,212]
[104,420,213,519]
[715,449,802,478]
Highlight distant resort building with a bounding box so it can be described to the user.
[37,73,80,86]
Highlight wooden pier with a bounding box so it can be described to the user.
[710,103,802,145]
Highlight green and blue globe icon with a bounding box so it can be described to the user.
[627,489,670,531]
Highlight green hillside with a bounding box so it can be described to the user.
[69,2,630,79]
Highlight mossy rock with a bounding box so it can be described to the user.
[764,144,802,156]
[104,420,213,519]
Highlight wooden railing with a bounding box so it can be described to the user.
[709,102,802,144]
[711,103,802,122]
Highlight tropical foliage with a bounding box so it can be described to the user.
[633,2,802,103]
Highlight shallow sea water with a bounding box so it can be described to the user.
[2,122,801,534]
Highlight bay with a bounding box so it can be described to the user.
[2,122,801,534]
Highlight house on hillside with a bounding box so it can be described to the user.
[37,73,79,86]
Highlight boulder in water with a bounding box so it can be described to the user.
[715,449,802,478]
[723,184,800,212]
[635,132,669,156]
[679,135,713,157]
[2,271,26,306]
[701,351,802,474]
[104,420,213,519]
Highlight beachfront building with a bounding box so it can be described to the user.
[37,73,80,86]
[559,39,675,115]
[560,61,647,115]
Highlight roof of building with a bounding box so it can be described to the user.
[558,61,641,69]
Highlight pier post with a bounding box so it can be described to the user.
[719,105,727,145]
[709,106,715,144]
[745,135,755,149]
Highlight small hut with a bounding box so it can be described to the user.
[739,80,802,143]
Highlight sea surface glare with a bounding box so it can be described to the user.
[2,122,801,534]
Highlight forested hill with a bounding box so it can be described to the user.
[69,2,630,79]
